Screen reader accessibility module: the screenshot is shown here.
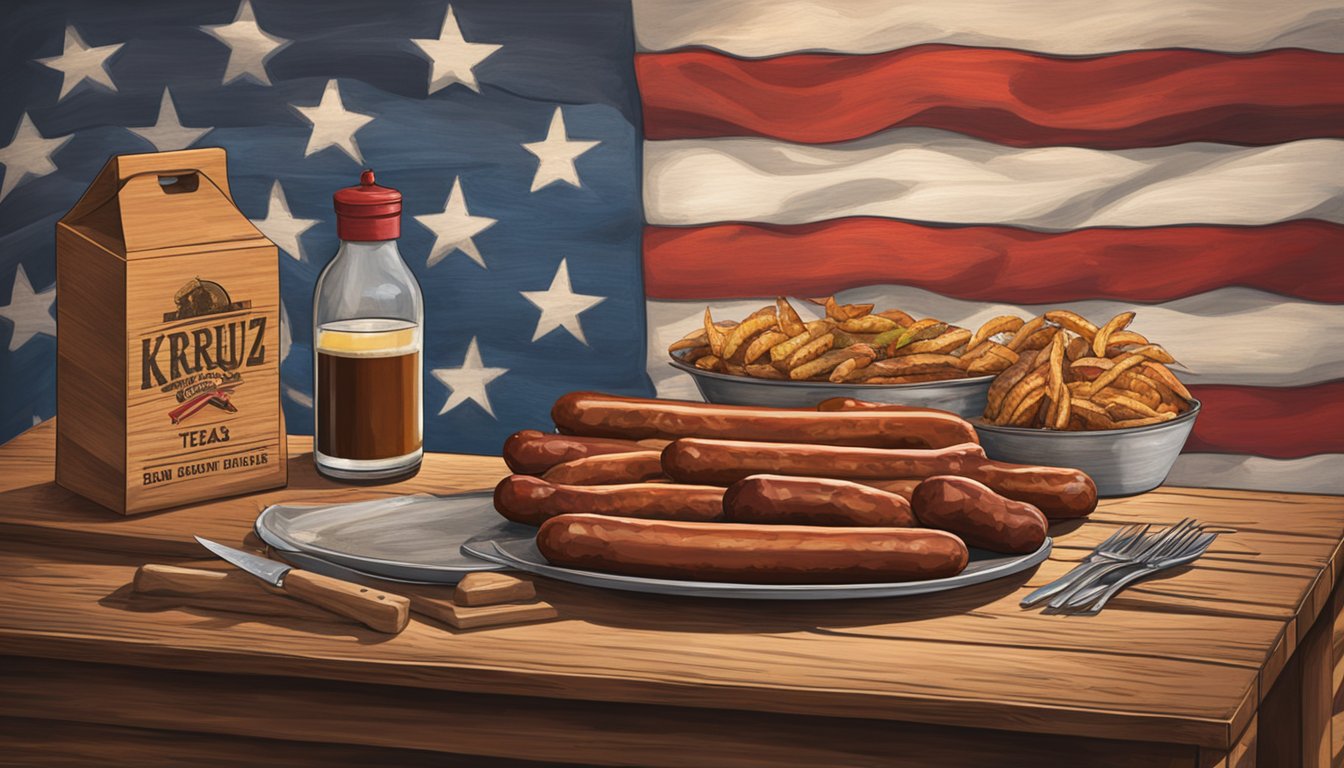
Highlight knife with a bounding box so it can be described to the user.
[194,536,410,634]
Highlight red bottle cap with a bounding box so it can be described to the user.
[333,170,401,241]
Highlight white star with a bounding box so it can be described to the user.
[0,265,56,352]
[201,0,289,86]
[413,177,496,269]
[293,80,374,164]
[432,337,508,418]
[128,89,212,153]
[523,108,600,192]
[520,259,605,345]
[411,6,502,94]
[0,114,72,202]
[251,181,318,261]
[35,26,122,101]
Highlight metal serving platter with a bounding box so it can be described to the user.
[668,354,993,418]
[254,492,527,583]
[462,534,1052,601]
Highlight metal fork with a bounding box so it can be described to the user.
[1059,531,1218,613]
[1020,522,1150,608]
[1043,519,1201,610]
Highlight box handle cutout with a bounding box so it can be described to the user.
[158,173,200,194]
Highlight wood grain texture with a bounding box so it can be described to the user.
[440,601,558,630]
[0,717,568,768]
[0,658,1202,768]
[454,572,537,606]
[281,569,409,634]
[2,421,1343,752]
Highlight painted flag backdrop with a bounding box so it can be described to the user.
[1,0,1342,492]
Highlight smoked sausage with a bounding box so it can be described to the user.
[502,430,650,475]
[912,476,1048,554]
[542,451,665,485]
[723,475,917,527]
[551,391,978,449]
[536,513,969,584]
[661,439,986,486]
[661,438,1095,519]
[493,475,725,526]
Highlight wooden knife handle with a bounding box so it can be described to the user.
[282,569,410,634]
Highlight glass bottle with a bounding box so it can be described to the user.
[312,170,423,481]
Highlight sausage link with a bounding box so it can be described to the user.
[724,475,916,527]
[537,513,969,584]
[542,451,665,485]
[493,475,725,526]
[661,438,1094,519]
[912,476,1047,554]
[661,439,986,486]
[502,430,648,475]
[551,391,978,449]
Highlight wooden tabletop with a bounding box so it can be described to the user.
[3,419,1343,764]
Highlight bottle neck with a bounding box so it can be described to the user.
[336,239,402,261]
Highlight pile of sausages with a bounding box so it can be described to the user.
[495,392,1096,585]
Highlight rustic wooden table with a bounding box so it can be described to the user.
[2,420,1342,767]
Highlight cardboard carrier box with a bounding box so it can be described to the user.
[55,148,287,515]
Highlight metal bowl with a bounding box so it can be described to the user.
[668,355,994,418]
[972,399,1201,497]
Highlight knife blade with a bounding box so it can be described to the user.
[194,536,410,634]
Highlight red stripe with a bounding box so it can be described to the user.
[637,46,1344,148]
[1185,382,1344,459]
[643,219,1344,304]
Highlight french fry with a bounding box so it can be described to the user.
[1093,391,1162,420]
[1081,352,1148,395]
[776,297,807,337]
[877,309,916,326]
[1122,344,1176,365]
[769,320,833,362]
[1141,361,1192,400]
[829,357,861,383]
[743,331,789,364]
[839,315,899,333]
[1044,310,1099,341]
[965,345,1018,375]
[861,373,961,384]
[703,308,726,357]
[1113,413,1178,428]
[784,332,835,370]
[967,315,1026,351]
[1052,380,1072,430]
[814,296,874,321]
[680,346,712,362]
[890,328,972,357]
[744,363,786,380]
[1006,387,1047,427]
[1092,311,1136,357]
[985,349,1039,421]
[1005,316,1046,351]
[1014,325,1059,352]
[889,319,948,351]
[1104,330,1151,354]
[789,345,874,380]
[855,354,963,379]
[1070,398,1115,429]
[996,368,1048,426]
[1065,335,1091,362]
[721,310,777,360]
[694,354,723,372]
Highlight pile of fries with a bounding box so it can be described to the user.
[668,297,1030,384]
[983,310,1193,430]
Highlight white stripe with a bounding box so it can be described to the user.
[1167,454,1344,495]
[644,286,1344,397]
[633,0,1344,56]
[644,132,1344,229]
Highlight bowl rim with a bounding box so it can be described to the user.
[972,398,1201,437]
[667,352,995,390]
